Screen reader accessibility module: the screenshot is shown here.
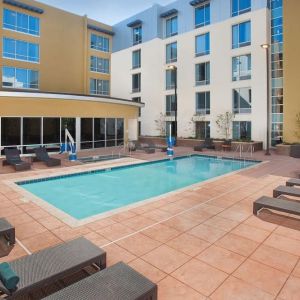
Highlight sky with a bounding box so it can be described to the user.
[37,0,174,25]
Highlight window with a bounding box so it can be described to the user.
[3,8,40,36]
[166,16,178,37]
[81,118,93,149]
[43,118,60,145]
[90,56,109,73]
[166,121,176,137]
[195,33,210,56]
[233,88,251,114]
[166,42,177,64]
[132,73,141,93]
[132,97,142,117]
[90,34,110,52]
[232,54,251,81]
[90,79,110,95]
[232,0,251,17]
[195,121,210,139]
[3,37,39,63]
[2,66,39,89]
[132,50,141,69]
[106,118,116,147]
[233,121,251,140]
[94,118,106,148]
[166,95,176,116]
[195,3,210,28]
[133,25,142,45]
[117,118,124,145]
[166,69,176,90]
[1,117,21,147]
[195,62,210,85]
[61,118,76,142]
[232,21,251,49]
[23,118,41,152]
[196,92,210,115]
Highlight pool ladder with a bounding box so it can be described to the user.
[111,142,132,158]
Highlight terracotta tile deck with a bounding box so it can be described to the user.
[0,147,300,299]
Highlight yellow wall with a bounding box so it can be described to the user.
[283,0,300,143]
[0,0,113,95]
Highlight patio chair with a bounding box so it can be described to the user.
[4,149,31,171]
[42,262,157,300]
[253,196,300,216]
[34,147,61,167]
[0,218,15,258]
[286,178,300,187]
[222,140,232,152]
[194,138,215,151]
[0,237,106,299]
[147,141,167,152]
[273,185,300,198]
[134,141,156,154]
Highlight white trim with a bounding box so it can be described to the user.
[0,91,145,108]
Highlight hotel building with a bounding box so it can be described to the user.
[0,0,142,154]
[0,0,298,153]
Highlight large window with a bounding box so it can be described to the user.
[106,118,116,147]
[133,26,142,45]
[1,118,21,147]
[2,66,39,89]
[61,118,76,143]
[23,118,41,153]
[232,0,251,17]
[117,118,124,145]
[90,34,110,52]
[166,42,177,64]
[195,62,210,86]
[3,8,40,36]
[232,21,251,49]
[232,54,251,81]
[195,33,210,56]
[90,56,109,74]
[3,37,39,63]
[196,92,210,115]
[166,16,178,38]
[90,79,110,95]
[166,69,176,90]
[233,88,252,114]
[81,118,93,149]
[166,95,176,116]
[94,118,106,148]
[43,118,60,146]
[195,3,210,28]
[196,121,210,139]
[132,73,141,93]
[132,49,141,69]
[233,121,251,140]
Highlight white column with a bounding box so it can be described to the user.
[76,117,81,151]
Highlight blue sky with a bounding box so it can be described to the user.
[38,0,174,25]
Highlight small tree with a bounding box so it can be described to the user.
[295,112,300,141]
[215,112,235,140]
[154,113,166,137]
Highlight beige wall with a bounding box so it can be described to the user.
[283,0,300,143]
[0,0,113,94]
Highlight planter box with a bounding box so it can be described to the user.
[139,137,263,152]
[276,144,291,156]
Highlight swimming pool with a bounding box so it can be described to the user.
[18,155,259,221]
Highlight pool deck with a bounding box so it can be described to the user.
[1,147,300,299]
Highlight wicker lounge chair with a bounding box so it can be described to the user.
[4,149,31,171]
[42,262,157,300]
[253,196,300,216]
[194,138,215,151]
[0,218,15,258]
[286,178,300,187]
[134,141,156,154]
[273,185,300,198]
[0,237,106,299]
[34,147,61,167]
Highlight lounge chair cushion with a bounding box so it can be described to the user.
[0,262,19,291]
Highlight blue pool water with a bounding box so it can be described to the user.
[19,156,258,220]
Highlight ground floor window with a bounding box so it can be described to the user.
[233,121,251,140]
[0,117,124,155]
[166,121,176,137]
[138,121,141,137]
[195,121,210,139]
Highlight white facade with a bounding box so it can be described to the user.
[111,7,269,145]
